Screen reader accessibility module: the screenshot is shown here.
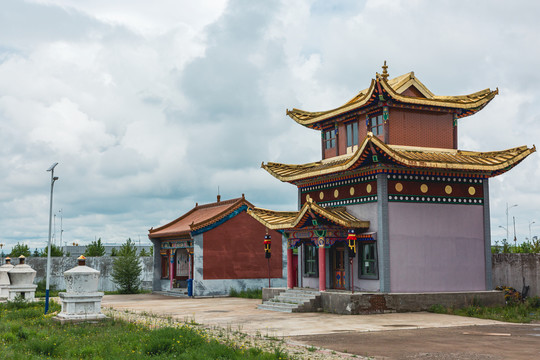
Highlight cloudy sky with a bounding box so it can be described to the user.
[1,0,539,253]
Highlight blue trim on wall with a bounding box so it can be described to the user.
[191,205,248,236]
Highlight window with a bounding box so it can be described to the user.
[304,243,318,277]
[370,114,384,136]
[346,122,358,147]
[358,242,378,279]
[324,129,336,149]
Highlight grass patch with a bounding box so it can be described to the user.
[229,287,263,299]
[427,296,540,323]
[0,299,290,359]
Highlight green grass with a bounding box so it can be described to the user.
[0,300,290,359]
[229,288,263,299]
[428,296,540,323]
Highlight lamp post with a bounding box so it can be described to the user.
[529,221,535,241]
[45,162,59,314]
[505,203,518,243]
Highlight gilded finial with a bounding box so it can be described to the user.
[381,61,389,80]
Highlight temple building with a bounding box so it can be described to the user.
[149,195,286,296]
[249,63,535,294]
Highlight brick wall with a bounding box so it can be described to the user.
[388,108,454,148]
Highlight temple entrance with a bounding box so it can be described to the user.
[175,248,189,280]
[332,245,346,290]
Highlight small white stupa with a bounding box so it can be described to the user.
[0,257,15,299]
[54,255,107,323]
[7,255,37,301]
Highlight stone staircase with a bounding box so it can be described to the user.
[258,288,321,313]
[154,288,189,298]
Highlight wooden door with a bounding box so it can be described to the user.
[333,246,346,289]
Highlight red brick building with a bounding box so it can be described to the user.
[148,195,285,296]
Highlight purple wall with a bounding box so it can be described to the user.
[388,202,486,292]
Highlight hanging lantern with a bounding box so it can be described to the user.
[347,229,356,258]
[264,234,271,259]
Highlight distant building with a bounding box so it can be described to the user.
[248,63,535,293]
[148,195,286,296]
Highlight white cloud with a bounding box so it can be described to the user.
[1,0,539,253]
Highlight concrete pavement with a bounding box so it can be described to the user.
[102,293,505,337]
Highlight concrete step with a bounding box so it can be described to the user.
[154,290,188,298]
[258,288,321,313]
[257,303,296,312]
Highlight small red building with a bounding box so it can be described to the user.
[148,195,285,296]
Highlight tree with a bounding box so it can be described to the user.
[85,238,106,257]
[41,244,64,257]
[110,248,118,256]
[33,248,41,257]
[10,242,31,257]
[139,248,149,257]
[111,238,142,294]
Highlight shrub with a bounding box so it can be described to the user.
[85,238,106,257]
[427,304,447,314]
[41,244,64,257]
[111,238,142,293]
[9,242,31,257]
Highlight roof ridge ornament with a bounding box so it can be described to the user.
[381,60,389,80]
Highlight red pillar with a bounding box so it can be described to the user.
[318,246,326,292]
[287,248,294,289]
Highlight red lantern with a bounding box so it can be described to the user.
[347,229,356,258]
[264,234,271,258]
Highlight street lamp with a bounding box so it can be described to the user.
[45,162,59,314]
[505,203,518,245]
[530,221,536,241]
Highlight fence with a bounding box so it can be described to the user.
[492,253,540,297]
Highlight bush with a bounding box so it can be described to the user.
[41,244,64,257]
[229,288,263,299]
[111,238,142,293]
[427,304,447,314]
[85,238,106,257]
[9,242,31,257]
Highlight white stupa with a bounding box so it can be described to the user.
[0,257,14,299]
[54,255,107,323]
[7,256,37,301]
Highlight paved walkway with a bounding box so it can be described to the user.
[102,293,504,337]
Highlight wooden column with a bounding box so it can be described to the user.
[318,245,326,291]
[287,248,294,289]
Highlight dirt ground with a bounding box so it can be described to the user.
[291,324,540,359]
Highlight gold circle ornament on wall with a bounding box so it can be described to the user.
[468,186,476,196]
[395,183,403,192]
[445,185,453,195]
[366,184,372,193]
[349,187,355,196]
[420,184,428,193]
[319,191,324,200]
[334,189,339,198]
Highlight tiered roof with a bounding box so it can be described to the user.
[287,65,498,129]
[248,198,369,230]
[263,133,535,184]
[148,196,253,239]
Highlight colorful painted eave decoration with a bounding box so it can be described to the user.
[247,198,370,231]
[286,70,498,129]
[148,196,254,239]
[262,133,536,184]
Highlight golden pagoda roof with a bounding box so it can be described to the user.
[263,133,536,183]
[148,195,253,239]
[247,199,369,230]
[287,66,498,128]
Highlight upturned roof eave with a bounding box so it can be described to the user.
[287,73,498,127]
[261,135,536,183]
